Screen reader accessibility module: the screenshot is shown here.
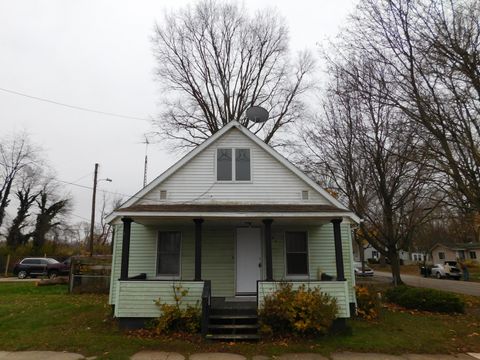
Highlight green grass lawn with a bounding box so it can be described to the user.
[0,283,479,359]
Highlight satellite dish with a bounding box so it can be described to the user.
[246,106,269,123]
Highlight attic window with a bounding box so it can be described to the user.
[217,148,251,181]
[160,190,167,200]
[302,190,309,200]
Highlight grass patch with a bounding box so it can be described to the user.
[0,283,479,359]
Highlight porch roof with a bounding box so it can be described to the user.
[107,203,360,223]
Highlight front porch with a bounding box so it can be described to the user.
[109,207,356,335]
[114,278,351,338]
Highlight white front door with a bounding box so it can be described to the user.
[236,227,262,294]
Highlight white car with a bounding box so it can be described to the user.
[354,261,374,276]
[431,262,462,280]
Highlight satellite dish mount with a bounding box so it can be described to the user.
[246,106,269,123]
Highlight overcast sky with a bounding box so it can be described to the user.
[0,0,357,226]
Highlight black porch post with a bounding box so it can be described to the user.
[263,219,273,281]
[194,218,204,281]
[332,218,345,281]
[120,217,133,280]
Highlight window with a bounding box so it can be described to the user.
[438,252,445,260]
[217,148,250,181]
[160,190,167,200]
[285,232,308,276]
[372,250,378,259]
[458,250,466,260]
[235,149,251,181]
[470,251,477,259]
[302,190,309,200]
[217,148,232,181]
[157,232,181,277]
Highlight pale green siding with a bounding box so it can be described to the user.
[258,281,350,318]
[202,227,235,297]
[110,221,356,309]
[269,223,355,304]
[114,280,203,318]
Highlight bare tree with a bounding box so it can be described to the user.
[341,0,480,212]
[31,184,70,254]
[0,133,38,230]
[152,0,314,148]
[301,57,438,285]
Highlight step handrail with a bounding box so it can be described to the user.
[201,280,211,338]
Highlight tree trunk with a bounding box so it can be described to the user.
[389,251,404,286]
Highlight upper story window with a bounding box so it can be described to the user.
[217,148,251,181]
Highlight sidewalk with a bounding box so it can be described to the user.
[1,351,479,360]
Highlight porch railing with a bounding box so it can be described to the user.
[114,280,204,318]
[201,280,211,338]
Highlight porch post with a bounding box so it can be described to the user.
[120,217,133,280]
[263,219,273,281]
[194,218,204,281]
[332,218,345,281]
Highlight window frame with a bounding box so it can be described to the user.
[155,231,182,279]
[470,251,477,259]
[284,231,309,279]
[215,147,252,183]
[438,252,445,260]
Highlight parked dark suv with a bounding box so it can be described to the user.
[13,257,69,279]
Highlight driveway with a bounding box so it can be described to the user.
[374,271,480,296]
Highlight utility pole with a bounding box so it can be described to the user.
[89,163,99,256]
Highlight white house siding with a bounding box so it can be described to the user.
[136,128,329,205]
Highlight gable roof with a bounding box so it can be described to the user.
[114,121,359,222]
[431,242,480,251]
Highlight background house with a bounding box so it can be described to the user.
[431,242,480,264]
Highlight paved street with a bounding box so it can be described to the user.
[374,271,480,296]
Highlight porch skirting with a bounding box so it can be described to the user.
[114,280,204,318]
[257,280,351,318]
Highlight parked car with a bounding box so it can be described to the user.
[13,257,71,279]
[46,258,71,279]
[13,258,58,279]
[353,261,374,276]
[430,262,462,280]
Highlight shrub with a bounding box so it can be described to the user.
[385,286,465,314]
[258,283,338,337]
[154,285,200,334]
[355,285,381,320]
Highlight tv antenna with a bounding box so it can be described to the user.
[246,106,269,123]
[142,134,150,188]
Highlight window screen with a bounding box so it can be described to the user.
[235,149,251,181]
[285,232,308,276]
[217,148,232,181]
[157,232,181,276]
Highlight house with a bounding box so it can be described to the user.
[431,242,480,264]
[106,121,360,338]
[354,244,410,263]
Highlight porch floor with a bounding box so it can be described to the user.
[211,297,257,310]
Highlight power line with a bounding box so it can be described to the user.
[0,86,152,122]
